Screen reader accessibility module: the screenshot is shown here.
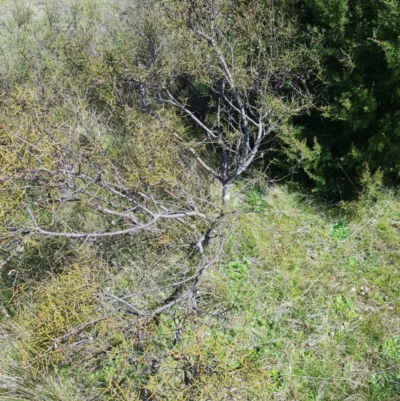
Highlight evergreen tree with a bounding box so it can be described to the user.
[285,0,400,198]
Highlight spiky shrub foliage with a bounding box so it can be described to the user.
[0,316,92,401]
[14,260,104,372]
[144,321,274,400]
[80,313,276,401]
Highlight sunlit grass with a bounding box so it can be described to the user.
[217,184,400,400]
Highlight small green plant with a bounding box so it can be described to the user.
[369,371,400,399]
[333,294,358,321]
[246,186,267,212]
[368,335,400,399]
[226,257,251,309]
[226,257,251,282]
[330,222,350,241]
[382,335,400,361]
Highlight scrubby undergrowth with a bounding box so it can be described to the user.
[0,1,399,400]
[1,184,399,400]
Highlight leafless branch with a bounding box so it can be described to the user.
[25,210,206,239]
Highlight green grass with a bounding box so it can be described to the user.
[1,183,400,400]
[214,184,400,400]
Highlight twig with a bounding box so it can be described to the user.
[24,210,206,239]
[301,271,325,298]
[102,291,145,316]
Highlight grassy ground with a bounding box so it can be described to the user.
[219,183,400,400]
[1,183,399,400]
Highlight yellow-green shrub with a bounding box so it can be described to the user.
[14,261,103,373]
